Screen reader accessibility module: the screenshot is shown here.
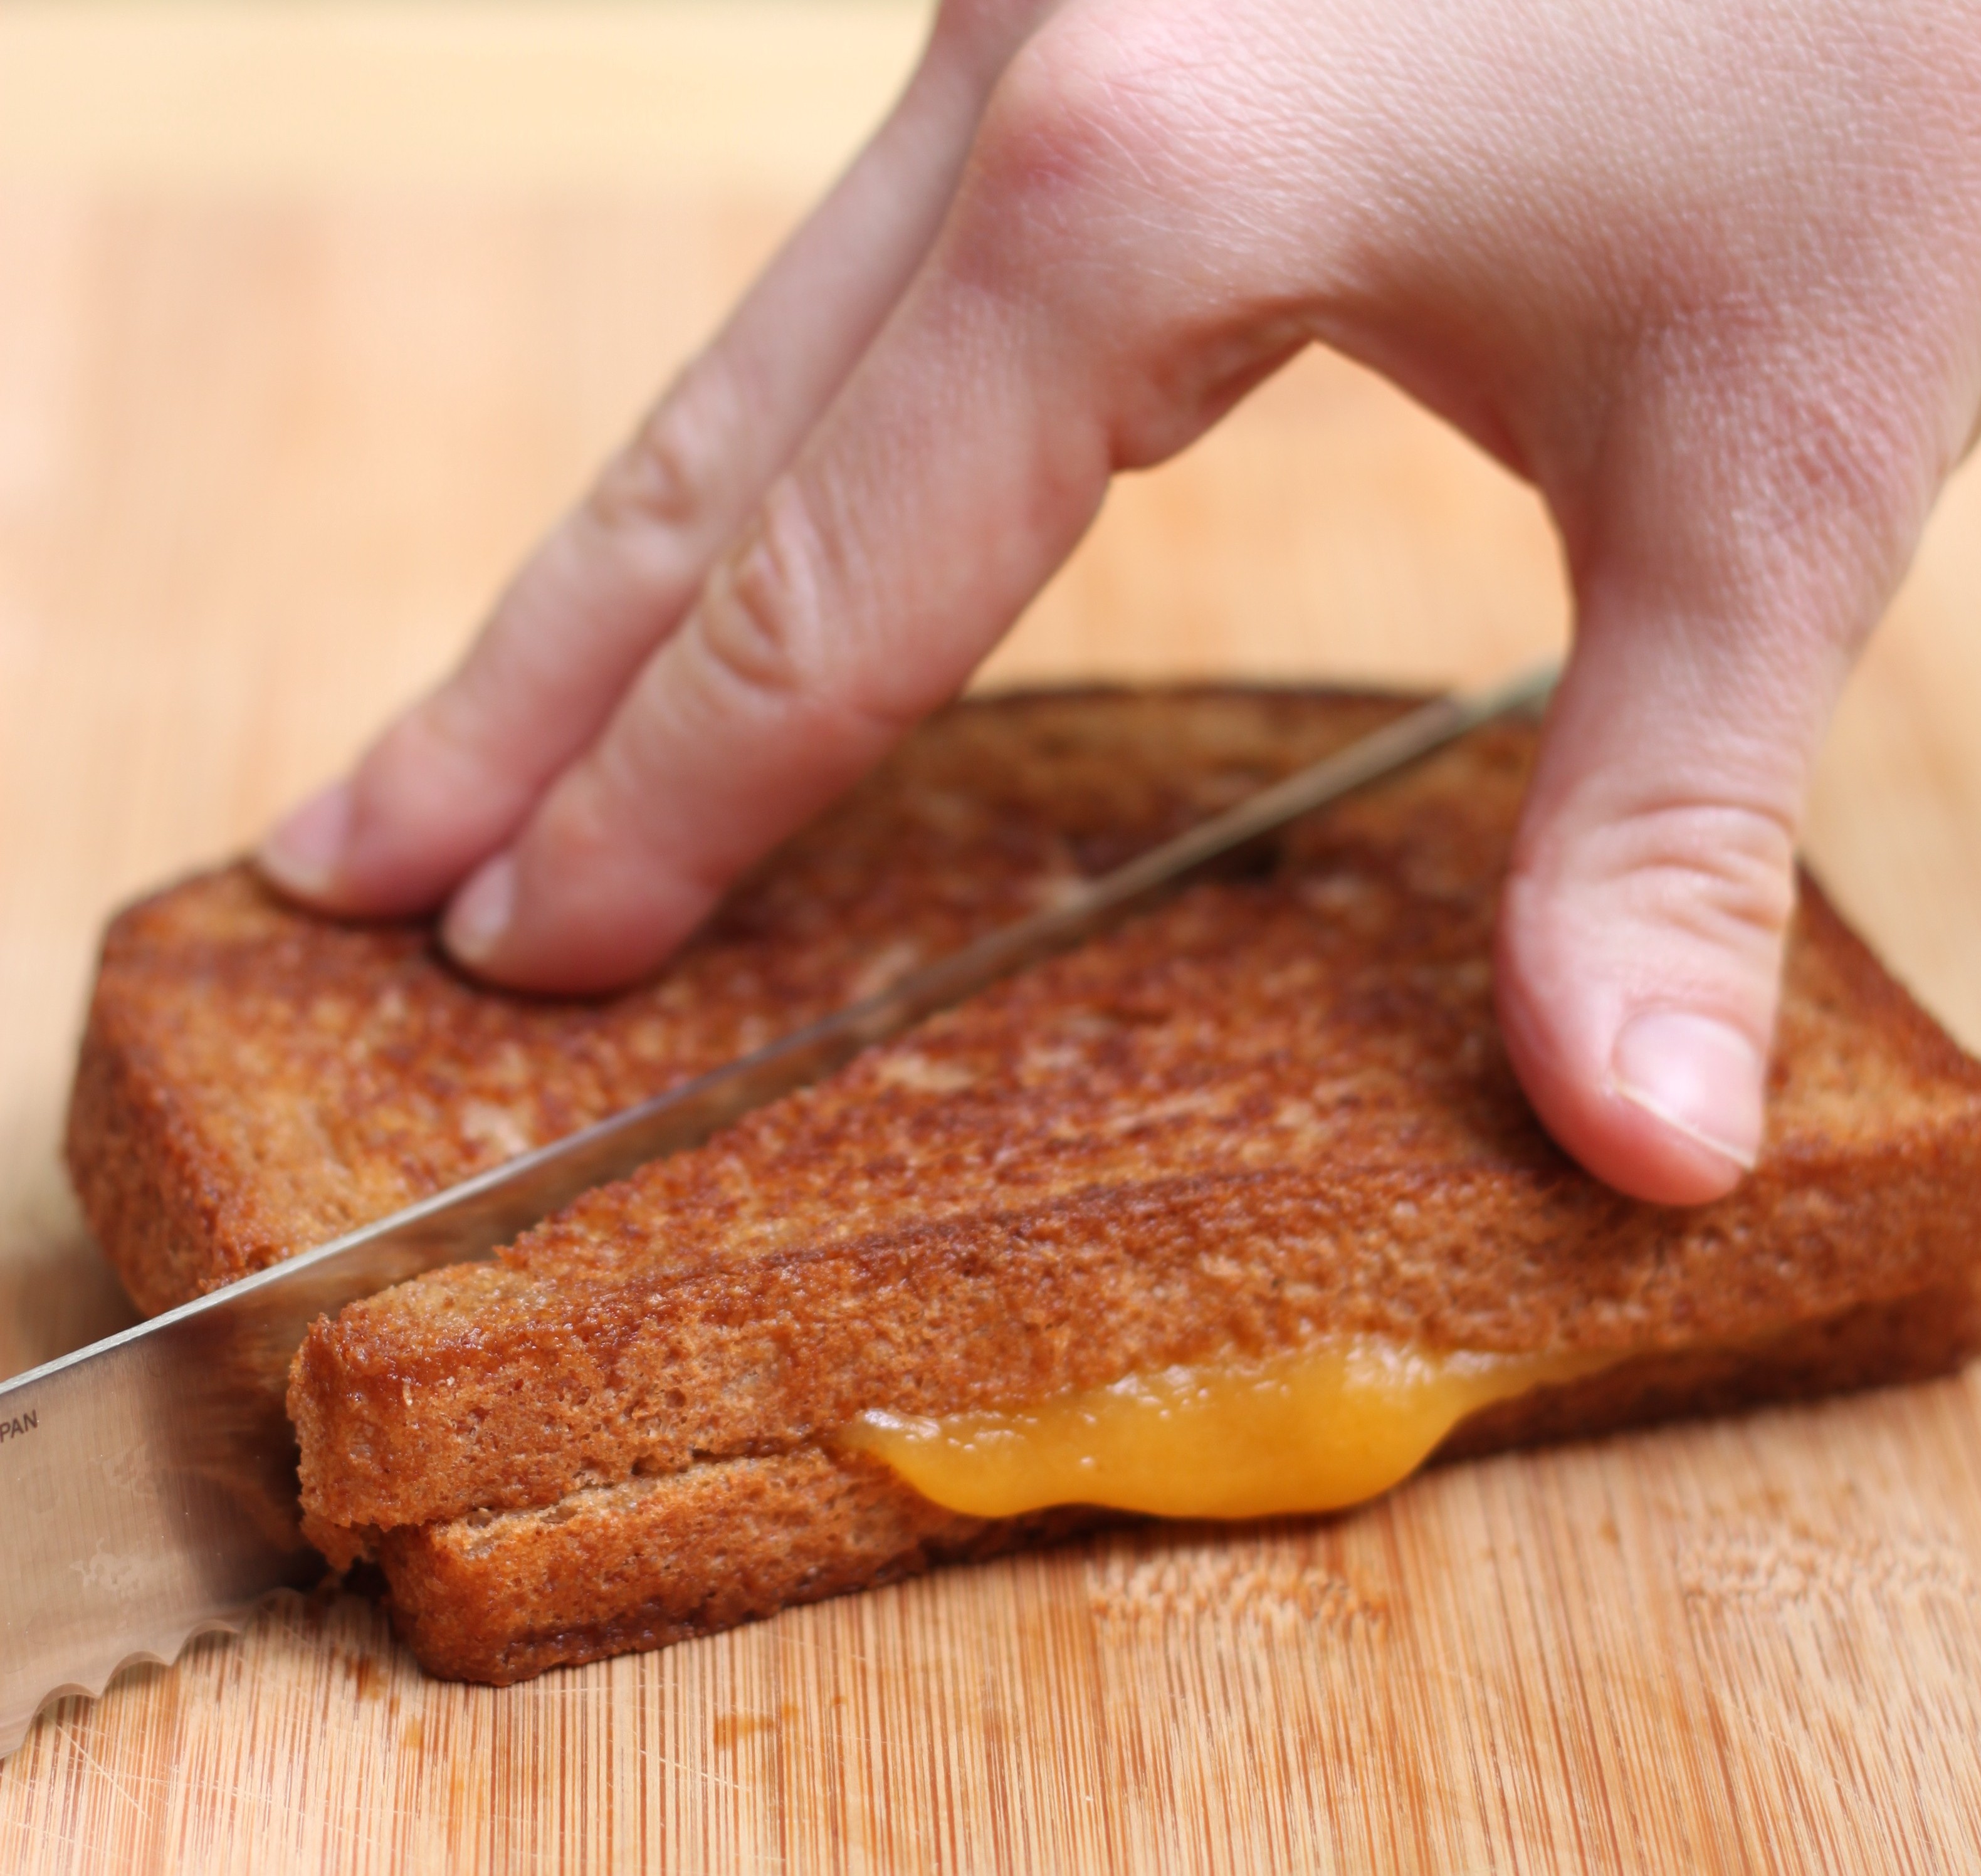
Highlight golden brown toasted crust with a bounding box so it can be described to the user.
[369,1287,1979,1686]
[361,1453,1100,1685]
[66,689,1981,1687]
[278,697,1981,1684]
[67,689,1413,1314]
[287,723,1981,1534]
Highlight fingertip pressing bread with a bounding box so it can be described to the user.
[66,689,1981,1685]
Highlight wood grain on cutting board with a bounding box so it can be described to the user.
[4,6,1981,1871]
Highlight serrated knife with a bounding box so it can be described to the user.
[0,661,1557,1758]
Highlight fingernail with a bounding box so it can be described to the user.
[1610,1009,1764,1172]
[446,855,517,967]
[258,781,354,898]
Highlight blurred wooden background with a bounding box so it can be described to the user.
[2,5,1979,1870]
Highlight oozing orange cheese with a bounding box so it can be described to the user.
[838,1338,1610,1521]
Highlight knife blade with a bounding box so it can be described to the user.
[0,660,1557,1758]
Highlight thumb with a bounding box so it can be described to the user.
[1495,444,1908,1205]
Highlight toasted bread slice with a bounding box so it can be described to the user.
[67,691,1981,1686]
[354,1287,1981,1684]
[71,688,1395,1313]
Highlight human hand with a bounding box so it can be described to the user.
[259,0,1981,1206]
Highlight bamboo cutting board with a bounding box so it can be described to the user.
[4,7,1981,1870]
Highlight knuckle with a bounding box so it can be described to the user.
[1525,794,1799,965]
[589,364,742,542]
[688,488,823,715]
[967,8,1194,235]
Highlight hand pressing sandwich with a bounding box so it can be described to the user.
[256,0,1981,1211]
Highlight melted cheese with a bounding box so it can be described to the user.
[839,1337,1611,1521]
